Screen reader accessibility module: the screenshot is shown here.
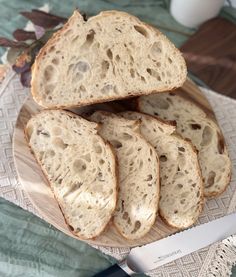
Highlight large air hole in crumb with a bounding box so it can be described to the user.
[44,84,55,95]
[79,85,86,92]
[100,60,110,78]
[177,183,183,189]
[101,84,113,94]
[52,137,68,149]
[73,72,83,82]
[73,159,87,173]
[131,221,141,234]
[45,149,55,157]
[94,144,102,154]
[143,194,147,200]
[180,199,185,204]
[145,174,153,181]
[150,41,162,57]
[110,139,122,149]
[134,25,149,37]
[76,61,90,72]
[107,49,113,60]
[48,46,55,53]
[115,55,120,62]
[201,126,213,147]
[122,212,128,220]
[130,68,135,78]
[52,58,59,65]
[190,123,201,130]
[81,153,91,162]
[217,135,225,154]
[44,65,55,82]
[206,171,216,188]
[160,155,167,162]
[153,98,169,109]
[141,76,146,82]
[122,132,133,140]
[37,129,50,137]
[81,29,95,49]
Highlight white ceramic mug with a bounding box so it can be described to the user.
[170,0,225,28]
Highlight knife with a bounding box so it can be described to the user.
[94,212,236,276]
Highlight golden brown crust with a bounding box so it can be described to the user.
[24,109,118,240]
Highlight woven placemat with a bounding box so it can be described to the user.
[1,71,236,276]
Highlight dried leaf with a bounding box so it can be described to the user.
[0,37,28,48]
[34,25,46,40]
[21,9,67,28]
[12,39,43,74]
[12,52,31,73]
[13,29,36,41]
[20,69,32,87]
[7,48,25,65]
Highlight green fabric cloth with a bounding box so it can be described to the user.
[0,198,115,277]
[0,0,236,276]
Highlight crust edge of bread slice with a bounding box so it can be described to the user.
[24,109,118,240]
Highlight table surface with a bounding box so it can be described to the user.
[0,0,236,276]
[181,17,236,99]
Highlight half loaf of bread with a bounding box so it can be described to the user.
[90,111,159,239]
[25,110,117,239]
[120,111,203,229]
[31,10,187,108]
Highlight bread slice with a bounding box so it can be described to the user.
[138,92,232,197]
[120,111,203,229]
[90,111,159,239]
[31,10,187,108]
[25,110,117,239]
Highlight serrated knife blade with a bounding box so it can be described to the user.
[94,213,236,276]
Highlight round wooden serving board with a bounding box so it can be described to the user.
[13,79,220,247]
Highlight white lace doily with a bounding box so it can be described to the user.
[1,71,236,277]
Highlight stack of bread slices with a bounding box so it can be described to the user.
[25,10,231,240]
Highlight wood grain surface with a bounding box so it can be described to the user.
[181,18,236,99]
[13,79,223,247]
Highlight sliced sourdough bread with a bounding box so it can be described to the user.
[138,92,231,197]
[31,10,187,108]
[90,111,159,239]
[120,111,203,229]
[25,110,117,239]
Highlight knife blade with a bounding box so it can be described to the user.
[93,212,236,276]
